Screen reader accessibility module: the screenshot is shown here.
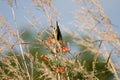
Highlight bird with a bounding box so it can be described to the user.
[53,21,63,46]
[51,20,69,54]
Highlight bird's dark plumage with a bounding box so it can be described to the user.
[56,21,62,41]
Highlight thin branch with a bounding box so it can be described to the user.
[10,6,31,80]
[106,50,112,66]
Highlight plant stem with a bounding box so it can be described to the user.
[11,7,31,80]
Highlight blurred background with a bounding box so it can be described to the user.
[0,0,120,31]
[0,0,120,79]
[0,0,120,64]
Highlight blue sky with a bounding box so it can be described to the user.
[0,0,120,54]
[0,0,120,30]
[99,0,120,37]
[100,0,120,26]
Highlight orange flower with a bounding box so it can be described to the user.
[61,45,67,51]
[47,37,52,43]
[54,67,65,73]
[41,55,48,61]
[61,45,70,53]
[58,67,64,73]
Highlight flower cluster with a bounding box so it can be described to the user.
[41,55,48,61]
[45,37,70,54]
[54,67,65,73]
